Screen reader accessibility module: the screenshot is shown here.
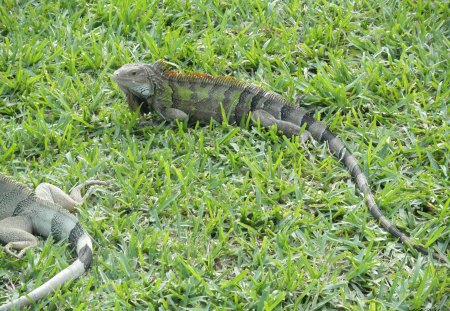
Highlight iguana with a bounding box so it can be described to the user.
[0,174,106,310]
[112,61,447,263]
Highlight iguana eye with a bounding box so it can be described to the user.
[131,71,137,76]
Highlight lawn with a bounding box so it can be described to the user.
[0,0,449,310]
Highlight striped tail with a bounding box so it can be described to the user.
[295,110,446,263]
[0,226,93,310]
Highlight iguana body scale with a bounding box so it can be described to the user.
[0,174,105,310]
[113,61,446,263]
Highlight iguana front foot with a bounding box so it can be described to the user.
[154,104,189,122]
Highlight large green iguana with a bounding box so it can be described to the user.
[0,174,106,310]
[112,61,447,263]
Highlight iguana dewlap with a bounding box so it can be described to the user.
[0,174,106,310]
[113,61,446,263]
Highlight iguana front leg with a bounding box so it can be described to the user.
[153,102,189,122]
[139,108,188,127]
[35,179,106,212]
[252,109,310,143]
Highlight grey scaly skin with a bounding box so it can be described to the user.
[112,61,447,263]
[0,174,106,310]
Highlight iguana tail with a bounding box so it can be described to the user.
[0,201,93,311]
[292,108,446,263]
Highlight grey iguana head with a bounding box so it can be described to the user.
[113,63,161,112]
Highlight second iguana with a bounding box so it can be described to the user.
[0,174,106,310]
[112,61,446,263]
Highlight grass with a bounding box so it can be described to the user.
[0,0,449,310]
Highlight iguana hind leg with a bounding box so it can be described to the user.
[252,109,310,143]
[0,216,39,258]
[36,179,106,212]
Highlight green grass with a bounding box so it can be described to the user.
[0,0,449,310]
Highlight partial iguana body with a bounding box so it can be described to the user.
[112,61,446,263]
[0,174,105,310]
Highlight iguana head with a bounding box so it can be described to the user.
[113,63,161,112]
